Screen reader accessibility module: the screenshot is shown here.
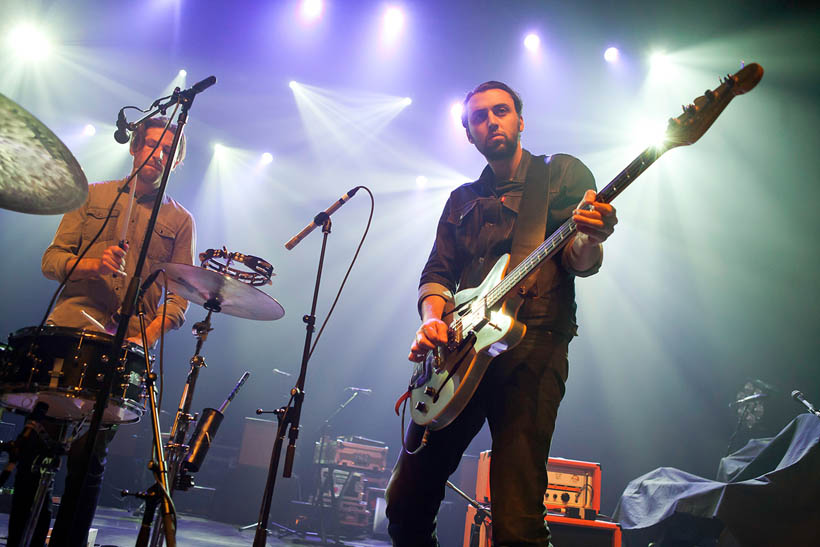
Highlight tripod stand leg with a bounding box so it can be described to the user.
[20,459,58,547]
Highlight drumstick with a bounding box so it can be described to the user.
[81,309,106,331]
[118,178,138,249]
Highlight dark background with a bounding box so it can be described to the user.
[1,0,818,537]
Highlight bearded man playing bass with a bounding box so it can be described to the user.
[385,81,617,546]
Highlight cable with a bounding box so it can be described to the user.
[308,185,374,360]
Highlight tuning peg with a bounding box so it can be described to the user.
[704,89,716,101]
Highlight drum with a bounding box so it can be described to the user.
[0,326,147,423]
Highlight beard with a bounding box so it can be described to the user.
[477,133,518,161]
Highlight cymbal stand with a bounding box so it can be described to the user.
[149,302,217,547]
[123,297,177,547]
[252,217,332,547]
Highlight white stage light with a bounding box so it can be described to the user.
[450,102,463,124]
[289,80,298,90]
[382,6,405,44]
[300,0,323,23]
[416,175,428,187]
[524,33,540,52]
[179,69,187,77]
[83,124,96,137]
[401,97,412,106]
[650,51,670,71]
[260,152,273,165]
[7,23,52,61]
[604,47,620,63]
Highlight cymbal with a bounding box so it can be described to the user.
[0,93,88,214]
[156,262,285,321]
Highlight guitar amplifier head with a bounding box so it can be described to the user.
[474,450,602,515]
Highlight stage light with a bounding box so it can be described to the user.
[213,143,225,155]
[289,80,298,90]
[83,124,96,137]
[6,22,52,61]
[523,33,540,52]
[178,69,187,77]
[416,175,428,187]
[300,0,323,22]
[401,97,412,107]
[381,6,405,44]
[604,47,620,63]
[450,102,463,125]
[632,119,668,150]
[260,152,273,165]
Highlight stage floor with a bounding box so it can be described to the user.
[0,506,392,546]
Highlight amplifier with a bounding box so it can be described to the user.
[464,507,621,547]
[544,457,601,515]
[473,450,601,515]
[314,436,388,472]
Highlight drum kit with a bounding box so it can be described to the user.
[0,92,287,545]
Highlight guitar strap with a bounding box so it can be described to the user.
[509,154,552,295]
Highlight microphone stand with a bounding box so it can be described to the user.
[123,297,176,547]
[56,80,211,546]
[253,215,332,547]
[311,390,362,545]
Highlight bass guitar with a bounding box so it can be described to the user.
[407,62,764,431]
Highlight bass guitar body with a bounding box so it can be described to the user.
[409,254,527,430]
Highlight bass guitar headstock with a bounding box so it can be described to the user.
[664,62,763,149]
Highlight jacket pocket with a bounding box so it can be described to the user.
[83,207,120,245]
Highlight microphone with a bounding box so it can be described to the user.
[345,387,372,395]
[114,109,131,144]
[729,392,768,407]
[285,187,360,250]
[189,75,217,95]
[179,75,217,102]
[791,390,820,417]
[218,371,250,413]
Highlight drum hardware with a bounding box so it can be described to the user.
[143,251,278,547]
[0,326,149,424]
[0,402,73,547]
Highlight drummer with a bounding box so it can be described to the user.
[8,117,196,547]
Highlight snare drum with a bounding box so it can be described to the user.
[0,326,147,424]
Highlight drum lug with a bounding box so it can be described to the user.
[100,354,110,364]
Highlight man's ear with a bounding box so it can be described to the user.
[465,126,474,144]
[518,114,524,133]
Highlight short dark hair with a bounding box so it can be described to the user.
[130,116,187,163]
[461,81,523,129]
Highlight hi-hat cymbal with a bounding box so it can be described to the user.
[0,92,88,214]
[156,262,285,321]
